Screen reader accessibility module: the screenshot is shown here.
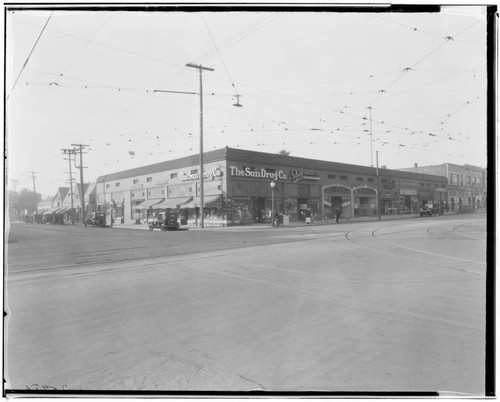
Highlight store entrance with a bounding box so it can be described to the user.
[252,197,267,223]
[298,198,308,221]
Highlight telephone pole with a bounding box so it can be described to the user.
[186,63,214,229]
[10,179,19,220]
[376,151,381,220]
[10,179,18,193]
[29,171,38,211]
[62,148,76,224]
[367,105,373,168]
[71,144,89,226]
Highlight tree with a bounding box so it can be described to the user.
[278,149,291,156]
[8,188,42,219]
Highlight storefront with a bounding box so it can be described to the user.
[95,147,448,227]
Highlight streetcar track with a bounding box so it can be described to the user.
[344,225,484,276]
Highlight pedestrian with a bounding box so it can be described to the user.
[335,207,341,223]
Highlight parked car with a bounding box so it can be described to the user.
[420,203,443,217]
[148,212,180,231]
[86,212,106,227]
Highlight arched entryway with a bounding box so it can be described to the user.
[322,184,351,219]
[322,184,378,219]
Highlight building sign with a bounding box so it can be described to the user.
[400,188,417,196]
[182,167,222,182]
[290,169,320,183]
[229,166,288,180]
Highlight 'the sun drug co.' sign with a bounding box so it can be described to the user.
[229,166,288,180]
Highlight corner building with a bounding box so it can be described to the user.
[95,147,448,227]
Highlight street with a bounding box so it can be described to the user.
[4,215,487,394]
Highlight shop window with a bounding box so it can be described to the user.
[170,173,178,179]
[328,174,336,179]
[147,177,152,182]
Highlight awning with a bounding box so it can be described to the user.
[152,197,193,209]
[181,195,222,209]
[133,198,164,210]
[43,206,61,215]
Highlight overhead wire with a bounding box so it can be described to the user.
[7,11,53,100]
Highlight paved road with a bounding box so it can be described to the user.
[4,215,487,394]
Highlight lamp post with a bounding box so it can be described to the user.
[270,180,276,226]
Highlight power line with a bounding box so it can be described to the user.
[8,12,53,100]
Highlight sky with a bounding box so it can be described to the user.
[5,5,488,198]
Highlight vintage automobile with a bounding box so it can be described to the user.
[420,202,444,217]
[148,212,180,231]
[86,212,106,227]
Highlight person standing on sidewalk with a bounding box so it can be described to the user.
[335,207,341,223]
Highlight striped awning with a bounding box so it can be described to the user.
[180,195,222,209]
[152,197,192,209]
[133,198,164,210]
[43,206,61,215]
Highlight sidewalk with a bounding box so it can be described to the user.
[110,212,422,231]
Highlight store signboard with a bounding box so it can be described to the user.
[229,165,288,180]
[400,188,417,196]
[182,167,222,182]
[290,169,320,182]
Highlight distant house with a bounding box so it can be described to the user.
[60,183,91,222]
[49,187,69,212]
[85,182,97,214]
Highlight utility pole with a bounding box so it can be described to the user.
[62,148,76,224]
[29,171,38,211]
[10,179,19,220]
[368,105,373,167]
[11,179,18,193]
[376,151,381,220]
[71,144,89,226]
[186,63,214,229]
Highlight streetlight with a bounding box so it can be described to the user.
[270,181,276,226]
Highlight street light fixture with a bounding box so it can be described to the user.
[270,180,276,226]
